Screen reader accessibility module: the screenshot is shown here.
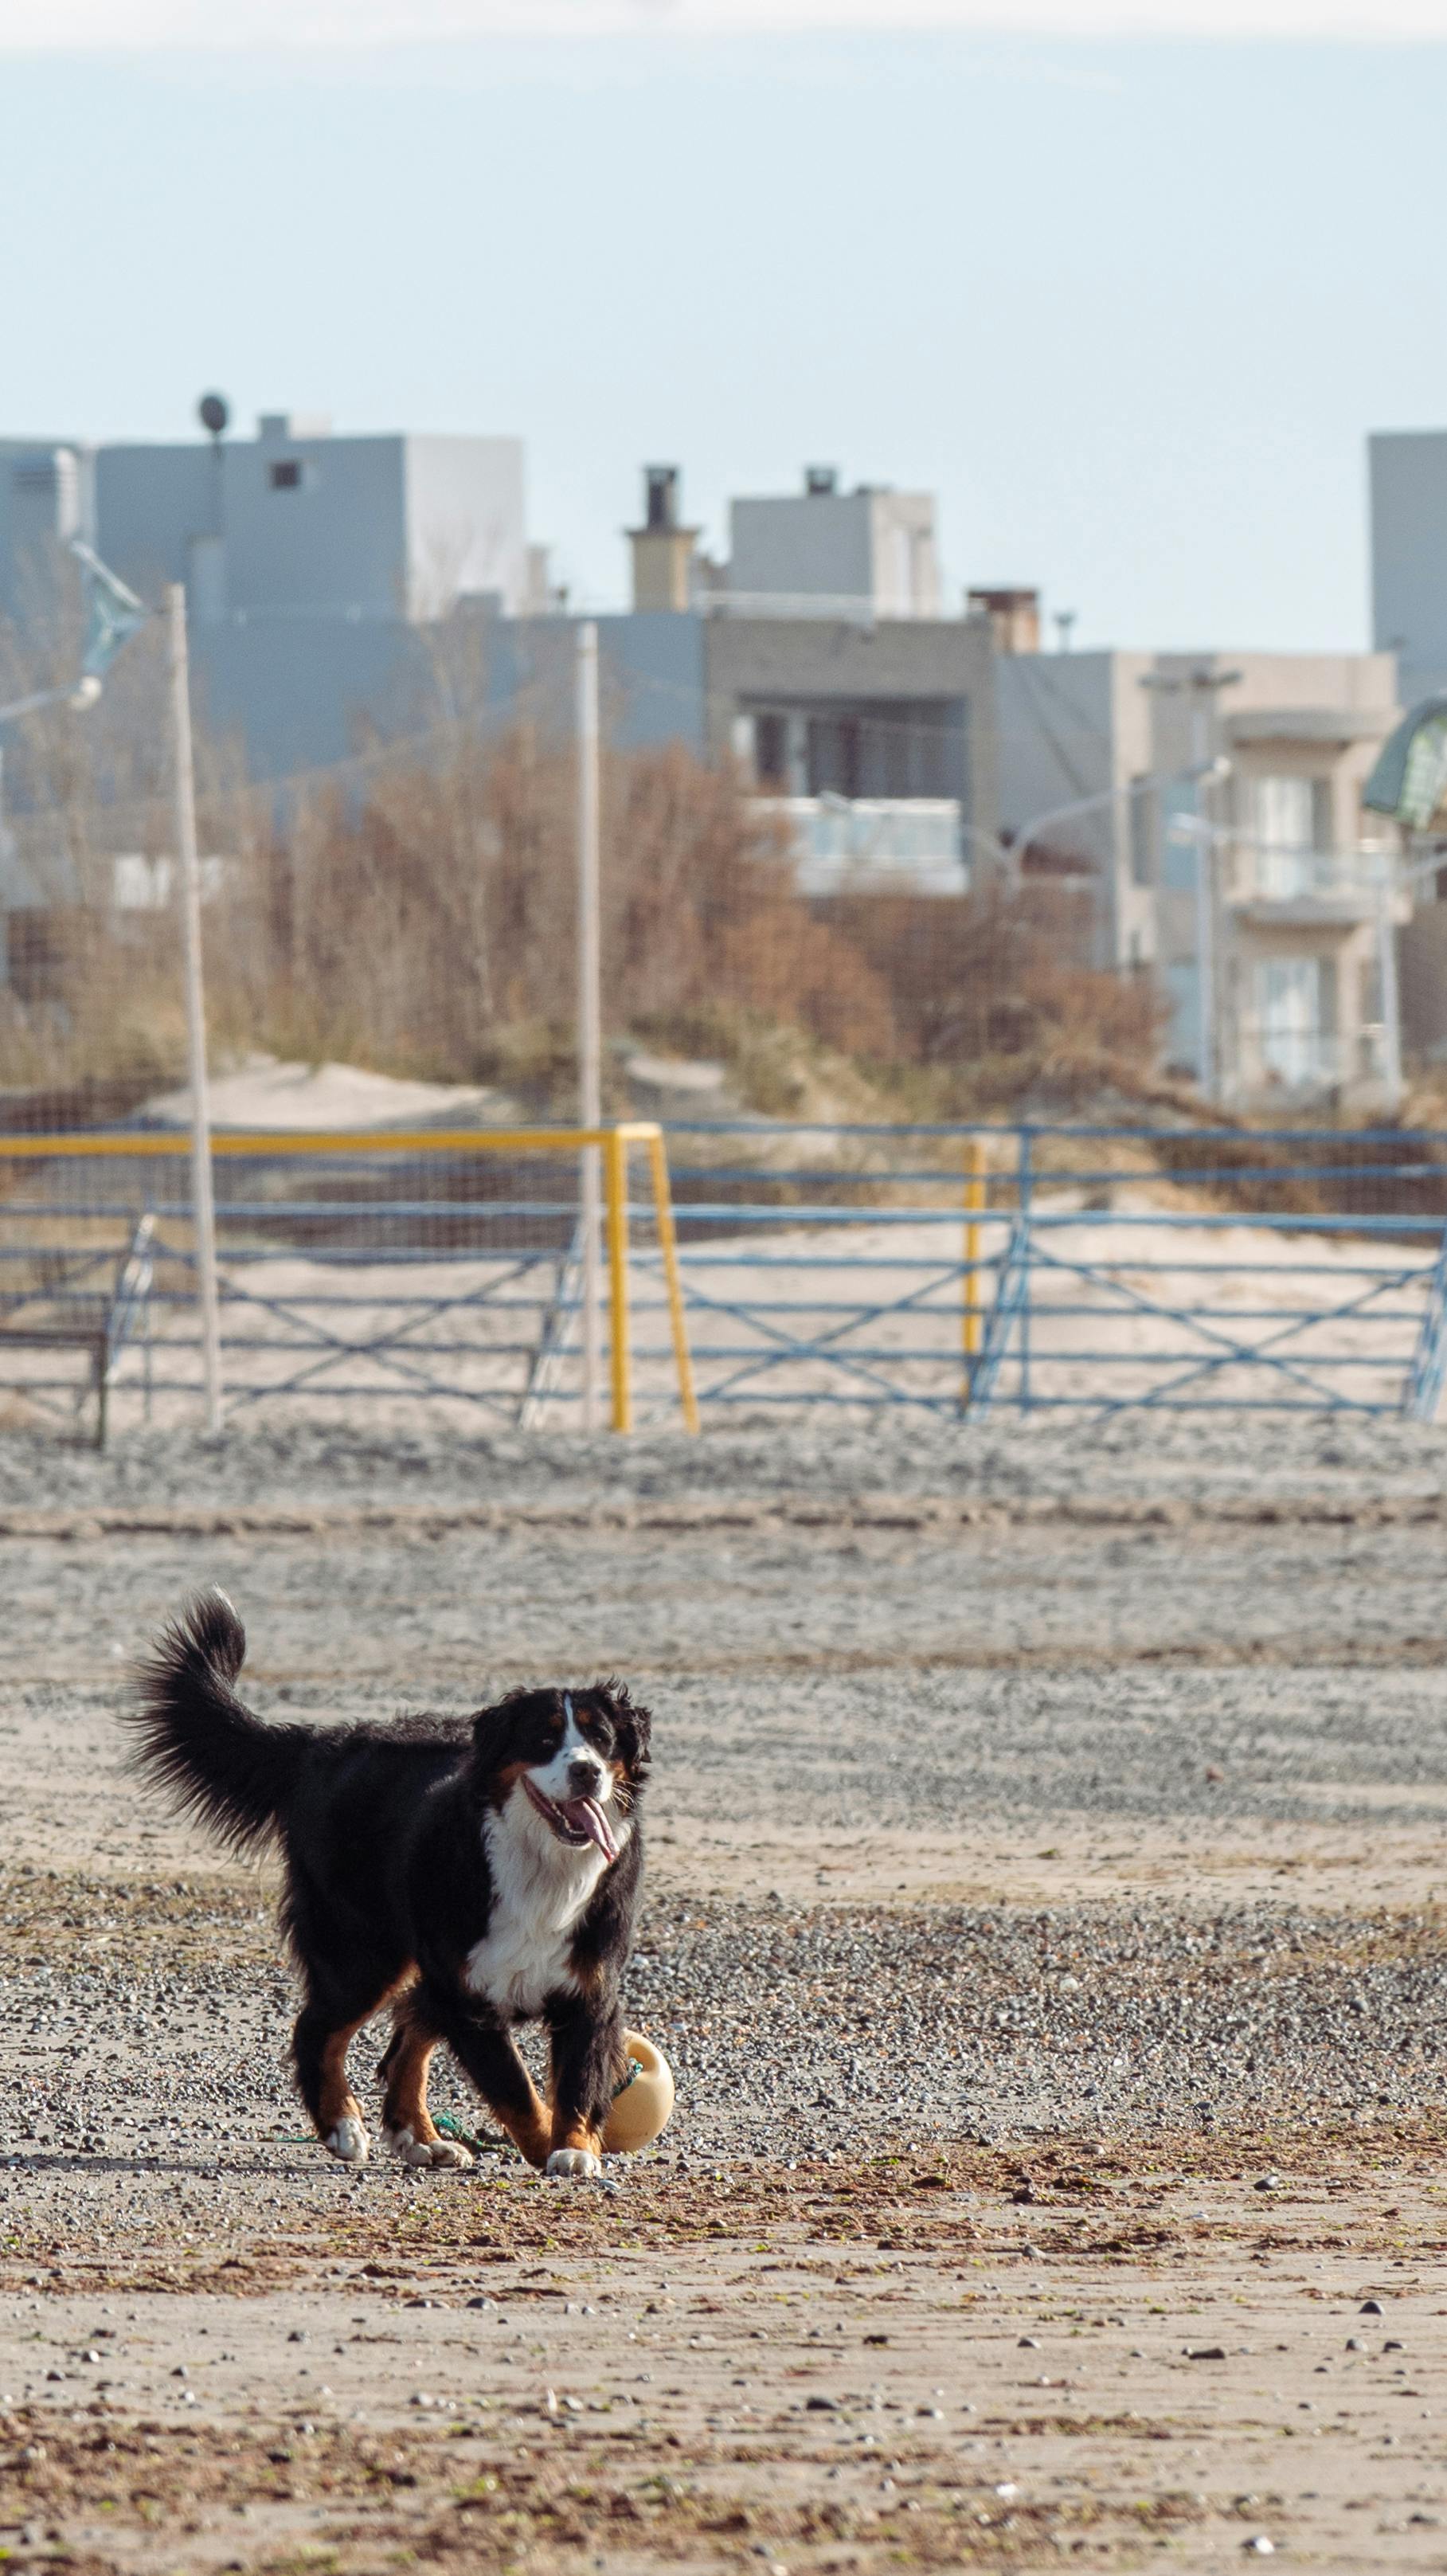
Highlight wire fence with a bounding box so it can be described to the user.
[0,1123,694,1443]
[642,1122,1447,1422]
[1,1115,1445,1439]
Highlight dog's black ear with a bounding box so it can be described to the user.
[471,1686,556,1769]
[596,1680,651,1779]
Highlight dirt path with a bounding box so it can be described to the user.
[4,1433,1447,2566]
[2,2146,1446,2572]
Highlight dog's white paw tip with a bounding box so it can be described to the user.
[546,2147,601,2179]
[430,2139,474,2170]
[385,2125,472,2171]
[326,2118,370,2167]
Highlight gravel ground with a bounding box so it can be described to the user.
[4,1405,1447,1516]
[2,1412,1447,2569]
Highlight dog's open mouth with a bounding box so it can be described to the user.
[523,1775,619,1861]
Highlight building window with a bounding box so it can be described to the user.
[1254,955,1336,1086]
[268,459,304,491]
[1246,773,1333,895]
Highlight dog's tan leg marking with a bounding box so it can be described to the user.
[546,2113,604,2179]
[498,2087,553,2171]
[319,2019,371,2167]
[381,2022,473,2171]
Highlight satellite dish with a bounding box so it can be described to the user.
[197,392,229,440]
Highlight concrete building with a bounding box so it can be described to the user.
[1370,430,1447,699]
[723,465,941,622]
[611,464,992,891]
[493,593,997,898]
[0,412,530,778]
[995,642,1403,1102]
[96,412,528,624]
[96,411,527,777]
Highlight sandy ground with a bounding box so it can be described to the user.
[3,1420,1447,2566]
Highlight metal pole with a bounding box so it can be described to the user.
[1191,695,1216,1098]
[604,1126,632,1435]
[577,622,603,1429]
[1377,848,1403,1114]
[166,584,223,1436]
[1017,1126,1033,1413]
[646,1126,700,1435]
[961,1135,984,1409]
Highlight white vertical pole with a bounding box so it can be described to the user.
[166,583,223,1436]
[1378,848,1403,1113]
[577,621,603,1431]
[1191,691,1216,1098]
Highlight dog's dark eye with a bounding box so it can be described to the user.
[578,1709,613,1752]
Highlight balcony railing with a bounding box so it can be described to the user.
[1237,1021,1393,1095]
[1168,816,1400,914]
[755,796,965,897]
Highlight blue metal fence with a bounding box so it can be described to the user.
[624,1121,1447,1423]
[2,1117,1447,1431]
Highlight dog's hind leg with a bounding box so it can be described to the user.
[379,2001,473,2171]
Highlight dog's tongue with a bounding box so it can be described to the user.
[561,1796,618,1862]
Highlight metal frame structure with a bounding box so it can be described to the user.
[0,1210,155,1447]
[1,1115,1445,1431]
[0,1124,698,1436]
[625,1121,1447,1423]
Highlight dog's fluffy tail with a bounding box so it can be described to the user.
[127,1589,308,1856]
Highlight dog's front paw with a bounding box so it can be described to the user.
[325,2116,370,2168]
[546,2147,601,2179]
[385,2124,474,2171]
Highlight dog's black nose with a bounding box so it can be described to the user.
[568,1752,604,1793]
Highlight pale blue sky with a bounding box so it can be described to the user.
[4,29,1447,648]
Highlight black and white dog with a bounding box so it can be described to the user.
[128,1591,651,2177]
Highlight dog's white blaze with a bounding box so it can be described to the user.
[464,1777,629,2020]
[527,1698,606,1811]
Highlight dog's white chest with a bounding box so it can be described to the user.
[463,1807,608,2019]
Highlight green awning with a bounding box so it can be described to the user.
[1363,695,1447,831]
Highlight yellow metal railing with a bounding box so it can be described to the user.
[0,1119,699,1437]
[962,1136,986,1402]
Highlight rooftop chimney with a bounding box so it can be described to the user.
[967,587,1041,655]
[804,465,838,497]
[644,464,679,531]
[628,464,699,612]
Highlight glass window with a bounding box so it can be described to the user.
[1255,956,1327,1085]
[1247,775,1322,898]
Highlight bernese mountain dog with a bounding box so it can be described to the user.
[127,1590,651,2179]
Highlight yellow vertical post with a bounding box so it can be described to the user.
[604,1126,633,1434]
[647,1127,700,1435]
[962,1137,985,1403]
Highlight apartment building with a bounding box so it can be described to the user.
[493,464,999,887]
[619,464,994,891]
[995,638,1403,1102]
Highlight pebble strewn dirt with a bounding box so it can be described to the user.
[2,1415,1447,2568]
[3,1407,1447,1517]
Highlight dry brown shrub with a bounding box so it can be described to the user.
[0,628,1156,1116]
[198,732,897,1090]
